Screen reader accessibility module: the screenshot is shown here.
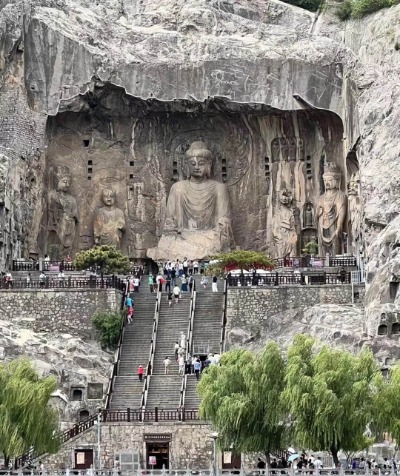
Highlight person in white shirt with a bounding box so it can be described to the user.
[180,332,186,349]
[178,355,185,375]
[133,277,140,292]
[313,458,322,469]
[193,260,199,274]
[58,271,65,287]
[164,357,171,375]
[173,285,181,303]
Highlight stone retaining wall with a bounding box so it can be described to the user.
[0,289,122,338]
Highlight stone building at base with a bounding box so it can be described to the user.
[43,422,214,471]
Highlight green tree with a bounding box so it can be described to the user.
[0,359,60,465]
[205,250,274,276]
[198,343,288,464]
[92,310,124,350]
[374,365,400,445]
[283,335,383,466]
[74,245,130,274]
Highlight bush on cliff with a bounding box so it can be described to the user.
[92,310,124,350]
[336,0,399,18]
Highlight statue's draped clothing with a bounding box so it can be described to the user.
[93,207,126,248]
[165,180,230,232]
[48,191,78,249]
[148,178,233,260]
[317,190,347,255]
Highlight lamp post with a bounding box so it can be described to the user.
[210,432,219,476]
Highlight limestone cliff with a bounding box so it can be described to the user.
[1,0,400,385]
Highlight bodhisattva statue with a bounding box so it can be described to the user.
[317,163,348,256]
[348,172,362,253]
[272,188,299,257]
[147,141,233,260]
[93,189,126,248]
[48,166,78,251]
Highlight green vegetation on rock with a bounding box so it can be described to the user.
[92,310,124,350]
[0,359,60,465]
[74,245,130,274]
[198,335,391,464]
[336,0,399,19]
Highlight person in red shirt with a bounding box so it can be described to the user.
[137,365,144,382]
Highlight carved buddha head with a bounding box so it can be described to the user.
[55,166,71,192]
[185,141,213,179]
[101,188,116,207]
[279,188,292,206]
[323,163,342,191]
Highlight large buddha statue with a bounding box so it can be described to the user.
[271,188,299,257]
[93,188,126,249]
[147,141,233,260]
[317,163,348,256]
[48,166,78,252]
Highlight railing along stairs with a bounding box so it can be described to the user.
[179,279,196,410]
[220,278,228,354]
[102,279,129,409]
[140,290,162,412]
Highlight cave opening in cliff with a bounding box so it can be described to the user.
[38,82,348,259]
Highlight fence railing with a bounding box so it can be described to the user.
[12,260,76,272]
[0,277,127,291]
[7,466,388,476]
[227,272,351,287]
[102,407,199,423]
[273,256,357,268]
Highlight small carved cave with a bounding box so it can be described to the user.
[378,324,388,336]
[79,410,90,421]
[35,82,347,259]
[392,322,400,334]
[71,388,84,401]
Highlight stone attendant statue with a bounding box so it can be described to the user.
[93,189,126,248]
[317,163,348,256]
[48,166,78,251]
[348,172,362,253]
[147,141,233,260]
[272,188,299,257]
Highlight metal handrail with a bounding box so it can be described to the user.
[180,281,196,408]
[220,278,228,354]
[141,290,161,409]
[105,280,128,409]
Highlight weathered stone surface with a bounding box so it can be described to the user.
[0,317,113,429]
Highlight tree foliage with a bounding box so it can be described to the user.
[74,245,130,274]
[0,359,60,463]
[205,250,274,276]
[283,335,383,466]
[92,310,124,350]
[197,335,393,464]
[336,0,398,19]
[197,343,288,463]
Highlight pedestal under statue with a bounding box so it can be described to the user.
[93,189,126,248]
[317,163,348,256]
[147,141,233,260]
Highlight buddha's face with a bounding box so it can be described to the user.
[323,175,338,191]
[279,189,292,205]
[102,189,116,206]
[187,154,212,179]
[57,175,70,192]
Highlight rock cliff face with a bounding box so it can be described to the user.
[1,0,400,391]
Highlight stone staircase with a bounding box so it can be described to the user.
[108,292,156,410]
[184,375,202,409]
[192,276,224,356]
[145,293,191,410]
